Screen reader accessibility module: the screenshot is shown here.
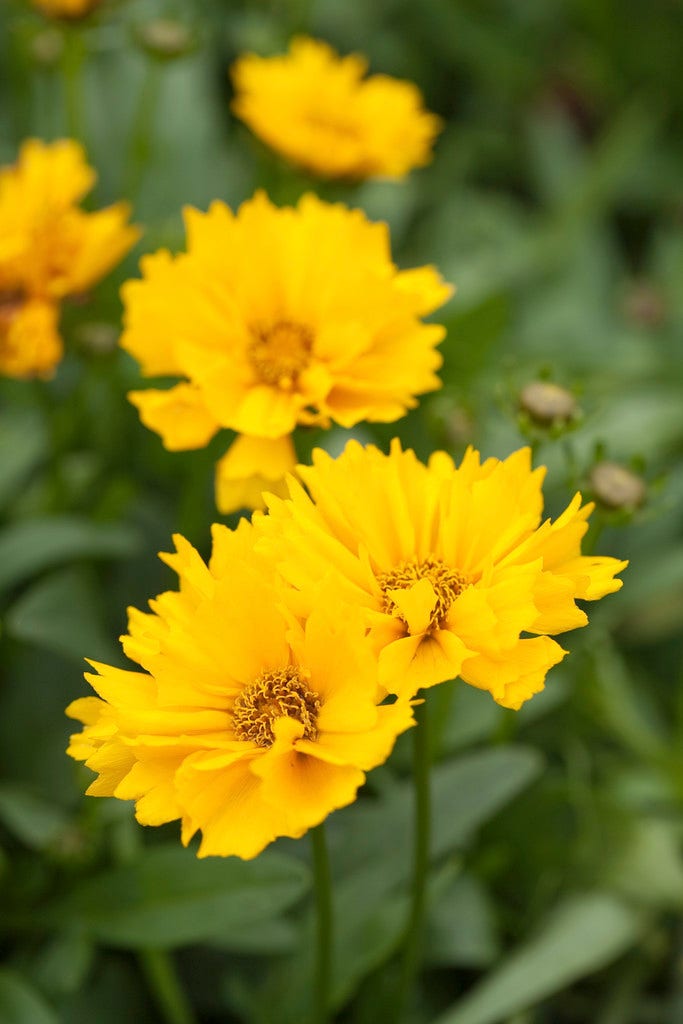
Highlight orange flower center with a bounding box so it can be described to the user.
[377,556,469,631]
[248,320,313,389]
[231,666,321,747]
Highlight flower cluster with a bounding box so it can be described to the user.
[67,439,626,857]
[0,139,138,379]
[121,191,452,512]
[231,37,443,181]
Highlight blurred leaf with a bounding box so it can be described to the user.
[0,517,140,597]
[0,407,45,513]
[0,784,70,850]
[5,566,120,663]
[426,872,499,968]
[45,844,310,949]
[255,747,542,1023]
[609,819,683,909]
[434,893,647,1024]
[441,293,510,384]
[0,969,58,1024]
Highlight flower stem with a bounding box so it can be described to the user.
[61,26,86,141]
[396,695,431,1021]
[311,822,333,1024]
[138,948,197,1024]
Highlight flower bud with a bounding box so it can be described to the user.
[519,380,577,427]
[135,19,196,60]
[590,461,646,511]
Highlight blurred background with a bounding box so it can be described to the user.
[1,1,682,1022]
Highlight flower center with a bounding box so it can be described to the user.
[248,320,313,389]
[377,556,469,631]
[231,666,321,747]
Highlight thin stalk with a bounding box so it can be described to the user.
[311,822,333,1024]
[123,59,163,200]
[396,696,431,1021]
[138,948,197,1024]
[61,27,86,140]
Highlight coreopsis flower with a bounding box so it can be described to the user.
[122,190,451,512]
[231,37,443,181]
[0,294,62,379]
[66,523,414,859]
[0,139,139,301]
[31,0,101,19]
[256,440,628,710]
[0,139,139,379]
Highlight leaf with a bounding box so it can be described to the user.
[0,969,58,1024]
[0,784,70,849]
[329,745,543,878]
[608,818,683,909]
[0,407,46,513]
[45,844,310,949]
[426,872,499,968]
[253,747,542,1023]
[433,893,647,1024]
[0,517,140,597]
[5,566,120,663]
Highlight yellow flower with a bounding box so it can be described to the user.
[231,37,443,180]
[215,434,295,513]
[0,294,62,379]
[0,139,139,301]
[66,523,414,859]
[122,190,451,511]
[257,440,628,710]
[31,0,101,19]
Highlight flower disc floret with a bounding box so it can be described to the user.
[232,667,321,746]
[257,439,628,710]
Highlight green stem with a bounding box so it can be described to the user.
[123,60,163,200]
[61,26,86,141]
[311,822,333,1024]
[396,696,431,1021]
[138,948,197,1024]
[114,820,196,1024]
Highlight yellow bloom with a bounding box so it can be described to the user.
[257,440,628,710]
[231,37,443,180]
[31,0,101,19]
[66,523,414,859]
[215,434,295,513]
[122,190,451,510]
[0,139,139,301]
[0,294,62,379]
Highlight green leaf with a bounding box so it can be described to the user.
[426,872,499,968]
[0,969,58,1024]
[608,818,683,909]
[434,893,647,1024]
[45,844,310,949]
[0,407,46,513]
[0,784,70,849]
[5,566,120,663]
[0,517,140,597]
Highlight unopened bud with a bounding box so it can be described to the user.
[30,28,64,65]
[76,322,118,355]
[136,19,196,60]
[519,380,577,427]
[590,461,646,511]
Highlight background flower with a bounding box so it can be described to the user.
[122,190,451,511]
[231,36,443,180]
